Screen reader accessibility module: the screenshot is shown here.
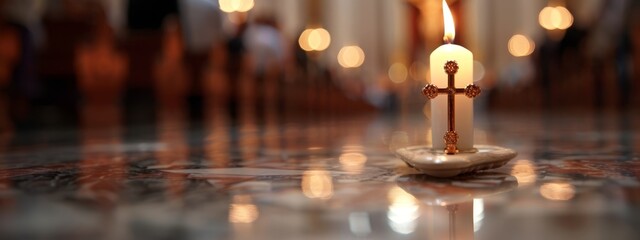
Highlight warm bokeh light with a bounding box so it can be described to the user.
[540,182,575,201]
[337,45,365,68]
[339,152,367,173]
[539,6,573,30]
[511,159,536,186]
[539,6,557,30]
[387,186,420,234]
[308,28,331,51]
[388,63,408,83]
[442,0,455,43]
[298,29,313,51]
[302,170,334,199]
[555,6,573,30]
[229,195,259,223]
[508,34,535,57]
[219,0,254,13]
[298,28,331,52]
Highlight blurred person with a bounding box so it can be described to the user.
[0,19,20,89]
[224,21,256,121]
[1,0,45,47]
[152,17,190,197]
[153,16,190,109]
[0,0,35,132]
[41,0,94,87]
[179,0,224,116]
[631,1,640,105]
[243,16,286,118]
[179,0,224,54]
[587,0,631,109]
[202,40,231,168]
[75,5,128,105]
[203,42,230,107]
[243,16,285,75]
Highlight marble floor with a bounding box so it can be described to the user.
[0,109,639,240]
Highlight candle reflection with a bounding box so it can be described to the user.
[229,195,259,223]
[539,182,575,201]
[301,170,334,199]
[387,186,420,234]
[511,159,537,186]
[339,146,367,174]
[156,108,189,197]
[204,108,231,168]
[473,198,484,232]
[79,104,123,207]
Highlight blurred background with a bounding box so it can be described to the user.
[0,0,639,133]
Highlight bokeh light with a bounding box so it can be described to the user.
[540,182,575,201]
[387,186,420,234]
[302,170,334,199]
[229,195,259,223]
[555,6,573,30]
[539,6,573,30]
[219,0,254,13]
[510,159,536,186]
[298,28,331,52]
[508,34,535,57]
[339,150,367,174]
[388,63,408,83]
[337,45,365,68]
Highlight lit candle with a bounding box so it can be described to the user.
[430,0,473,150]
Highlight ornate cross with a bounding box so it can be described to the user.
[422,61,481,154]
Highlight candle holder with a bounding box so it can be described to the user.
[395,61,517,177]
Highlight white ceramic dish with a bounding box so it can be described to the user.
[395,145,517,177]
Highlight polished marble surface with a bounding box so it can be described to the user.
[1,109,639,240]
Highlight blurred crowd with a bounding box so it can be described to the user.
[0,0,374,134]
[2,0,640,137]
[490,0,640,111]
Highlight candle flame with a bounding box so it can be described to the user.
[442,0,455,43]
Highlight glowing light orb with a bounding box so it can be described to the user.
[338,45,365,68]
[508,34,535,57]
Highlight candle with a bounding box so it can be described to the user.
[430,0,473,150]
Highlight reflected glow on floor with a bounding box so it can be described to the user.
[349,212,372,236]
[302,170,334,199]
[473,198,484,232]
[339,148,367,174]
[511,159,537,186]
[539,182,575,201]
[387,186,420,234]
[229,195,259,223]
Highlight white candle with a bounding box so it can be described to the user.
[430,0,473,150]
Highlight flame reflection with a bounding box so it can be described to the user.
[229,195,259,223]
[387,186,420,234]
[511,159,537,186]
[473,198,484,232]
[301,170,334,199]
[339,149,367,174]
[540,182,575,201]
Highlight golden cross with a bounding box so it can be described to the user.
[422,61,481,154]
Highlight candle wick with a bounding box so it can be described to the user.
[444,36,454,44]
